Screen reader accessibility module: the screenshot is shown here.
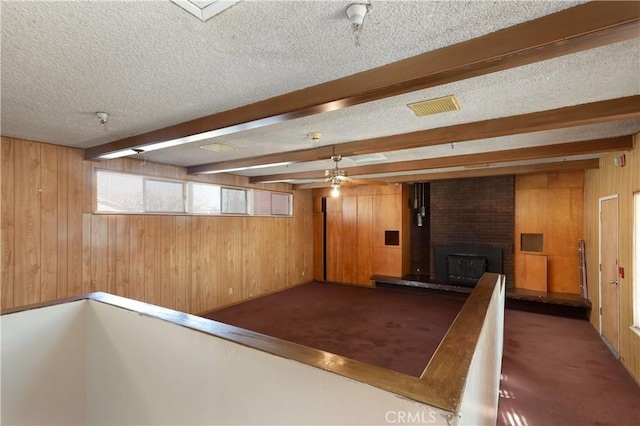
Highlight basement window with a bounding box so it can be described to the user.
[254,190,292,216]
[95,169,292,217]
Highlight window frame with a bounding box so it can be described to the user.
[94,169,294,218]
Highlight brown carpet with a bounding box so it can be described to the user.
[498,309,640,426]
[203,281,466,376]
[203,282,640,425]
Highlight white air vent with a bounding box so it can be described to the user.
[171,0,241,21]
[349,153,387,163]
[199,143,237,152]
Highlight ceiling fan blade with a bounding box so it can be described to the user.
[347,177,389,186]
[297,181,330,189]
[340,180,358,188]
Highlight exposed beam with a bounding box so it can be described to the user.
[383,158,601,183]
[85,1,640,161]
[251,135,632,183]
[294,159,600,189]
[219,96,639,178]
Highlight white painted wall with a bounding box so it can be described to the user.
[3,289,505,426]
[86,300,451,425]
[456,276,505,426]
[1,301,88,425]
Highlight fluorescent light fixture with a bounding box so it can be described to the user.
[198,161,293,175]
[255,179,295,184]
[97,149,139,160]
[96,138,188,160]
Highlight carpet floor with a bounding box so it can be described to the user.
[204,281,465,376]
[203,282,640,425]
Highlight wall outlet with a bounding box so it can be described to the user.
[228,287,233,295]
[302,270,305,276]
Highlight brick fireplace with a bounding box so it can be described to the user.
[430,176,514,288]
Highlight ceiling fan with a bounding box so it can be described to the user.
[321,155,388,197]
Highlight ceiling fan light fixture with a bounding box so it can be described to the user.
[331,183,340,198]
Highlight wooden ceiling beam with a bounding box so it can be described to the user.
[295,159,600,189]
[222,95,638,177]
[85,1,640,161]
[250,135,632,182]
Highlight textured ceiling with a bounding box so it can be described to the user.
[1,0,639,184]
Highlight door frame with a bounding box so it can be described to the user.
[598,194,619,356]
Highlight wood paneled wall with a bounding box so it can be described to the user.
[514,171,584,294]
[1,137,314,314]
[584,134,640,384]
[313,184,409,286]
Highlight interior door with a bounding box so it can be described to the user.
[600,197,619,355]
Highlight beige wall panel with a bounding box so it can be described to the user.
[584,134,639,384]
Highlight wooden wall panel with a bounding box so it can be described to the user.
[56,147,69,299]
[1,139,15,308]
[0,137,314,314]
[584,133,640,384]
[514,171,584,294]
[40,144,58,302]
[13,140,41,306]
[342,196,358,283]
[313,212,324,281]
[325,210,343,283]
[357,195,373,285]
[372,247,402,277]
[519,254,547,292]
[313,185,405,287]
[67,148,84,298]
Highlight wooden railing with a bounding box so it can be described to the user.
[2,272,505,419]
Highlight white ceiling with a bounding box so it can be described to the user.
[2,0,639,184]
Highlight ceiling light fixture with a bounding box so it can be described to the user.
[308,132,321,143]
[96,112,109,127]
[331,182,341,198]
[346,2,371,46]
[197,161,293,175]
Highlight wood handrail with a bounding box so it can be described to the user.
[2,273,505,413]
